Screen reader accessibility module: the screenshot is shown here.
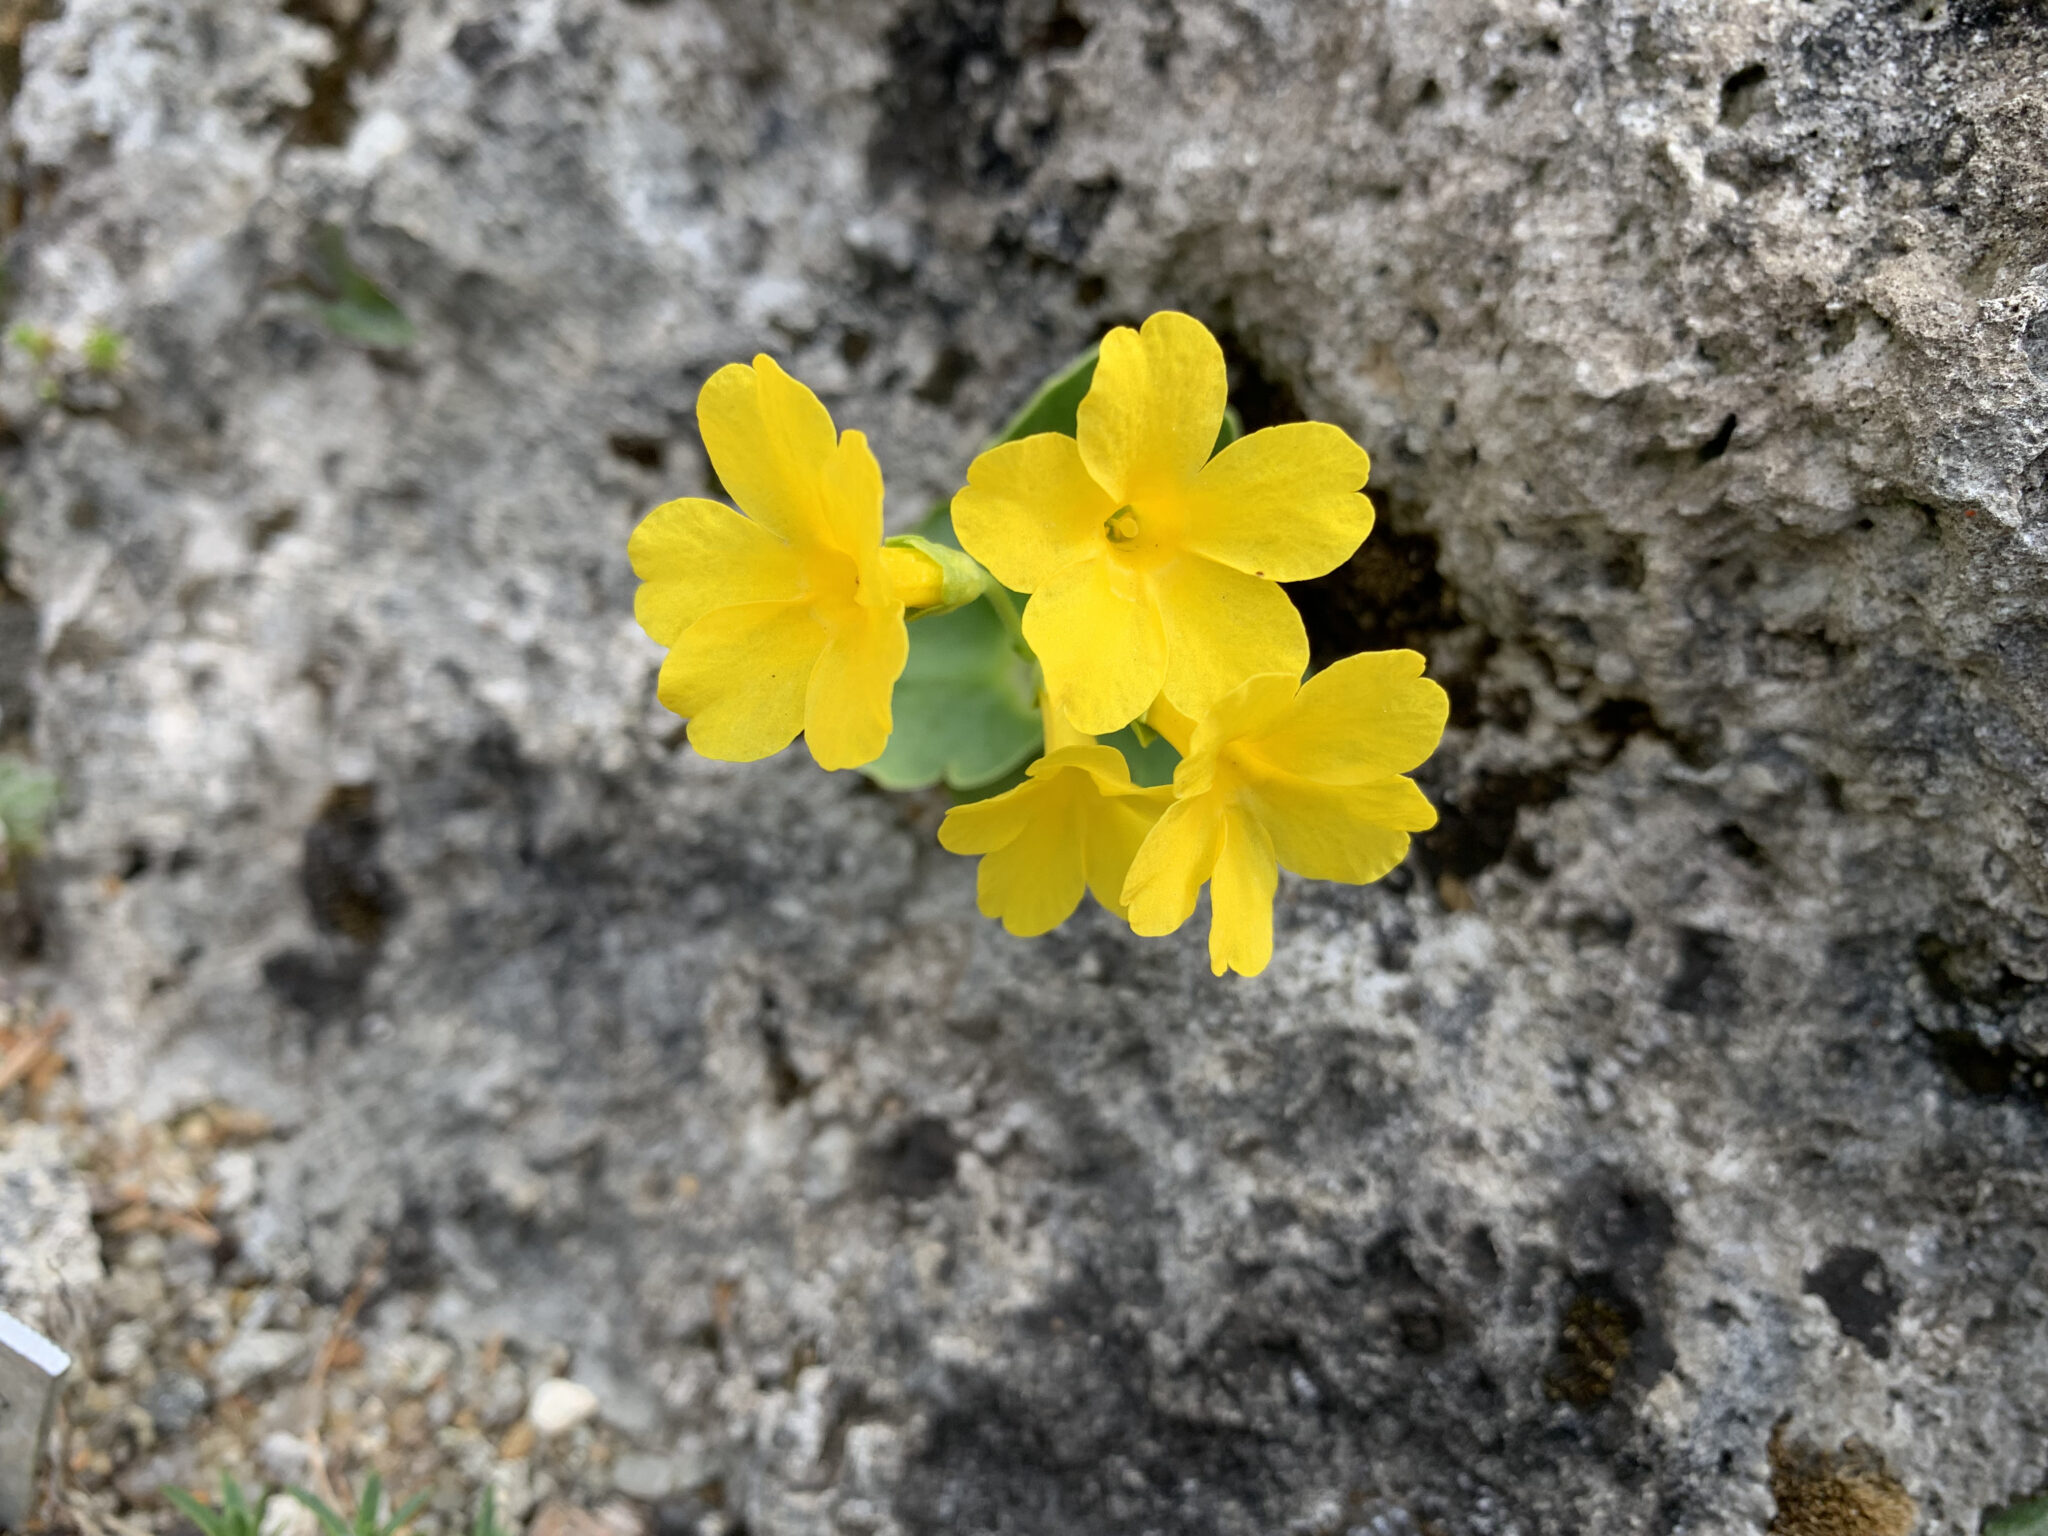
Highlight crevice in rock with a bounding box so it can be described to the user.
[1413,769,1567,888]
[606,433,666,471]
[1719,63,1769,128]
[282,0,399,149]
[1801,1246,1899,1360]
[868,0,1061,193]
[861,1116,961,1200]
[262,783,403,1028]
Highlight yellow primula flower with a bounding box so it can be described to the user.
[937,704,1173,937]
[951,311,1375,735]
[1122,650,1448,978]
[629,355,931,771]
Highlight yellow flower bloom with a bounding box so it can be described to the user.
[628,356,912,771]
[937,705,1173,937]
[951,311,1375,734]
[1122,651,1448,978]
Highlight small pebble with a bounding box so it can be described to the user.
[529,1377,600,1436]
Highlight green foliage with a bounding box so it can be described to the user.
[862,341,1237,794]
[988,344,1100,444]
[307,226,416,351]
[468,1486,507,1536]
[1987,1497,2048,1536]
[83,325,127,374]
[865,593,1039,792]
[1101,723,1180,788]
[7,323,54,368]
[163,1474,270,1536]
[0,754,58,856]
[291,1473,428,1536]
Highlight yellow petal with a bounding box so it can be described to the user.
[953,433,1116,593]
[1208,808,1279,977]
[1024,557,1166,735]
[696,356,838,544]
[1076,312,1228,503]
[629,498,803,645]
[657,600,824,761]
[1033,746,1174,919]
[818,427,886,564]
[1143,694,1199,755]
[1150,556,1308,723]
[940,771,1089,937]
[804,602,908,770]
[1242,772,1436,884]
[1083,793,1170,921]
[937,773,1046,855]
[1055,743,1159,798]
[1249,650,1450,782]
[1183,672,1300,772]
[976,815,1090,936]
[1122,795,1224,937]
[1181,423,1374,581]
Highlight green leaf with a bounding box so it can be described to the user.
[355,1473,385,1536]
[1987,1497,2048,1536]
[865,596,1040,792]
[0,754,59,855]
[1100,725,1181,789]
[865,337,1232,797]
[384,1492,430,1536]
[471,1487,503,1536]
[291,1488,357,1536]
[165,1487,233,1536]
[989,344,1099,445]
[308,226,416,351]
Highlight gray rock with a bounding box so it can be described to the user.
[5,0,2048,1532]
[0,1125,102,1338]
[209,1330,309,1399]
[144,1373,212,1440]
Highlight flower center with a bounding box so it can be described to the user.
[1103,505,1140,544]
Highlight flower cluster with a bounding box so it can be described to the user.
[629,313,1447,976]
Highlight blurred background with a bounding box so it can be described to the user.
[3,1,2047,1533]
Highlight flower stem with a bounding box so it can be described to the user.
[983,583,1030,659]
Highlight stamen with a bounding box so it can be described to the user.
[1103,505,1140,543]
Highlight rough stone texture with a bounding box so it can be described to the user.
[0,1122,102,1339]
[4,0,2047,1532]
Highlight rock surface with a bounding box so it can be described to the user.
[0,1122,102,1339]
[4,0,2048,1532]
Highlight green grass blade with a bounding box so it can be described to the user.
[165,1487,226,1536]
[384,1492,430,1535]
[290,1489,356,1536]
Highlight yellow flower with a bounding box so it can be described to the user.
[937,705,1173,937]
[951,311,1375,734]
[629,356,919,771]
[1122,651,1448,978]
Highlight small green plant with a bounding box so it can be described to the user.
[468,1486,506,1536]
[291,1473,428,1536]
[0,754,58,857]
[163,1473,271,1536]
[82,325,127,374]
[305,226,416,351]
[1988,1497,2048,1536]
[7,323,54,367]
